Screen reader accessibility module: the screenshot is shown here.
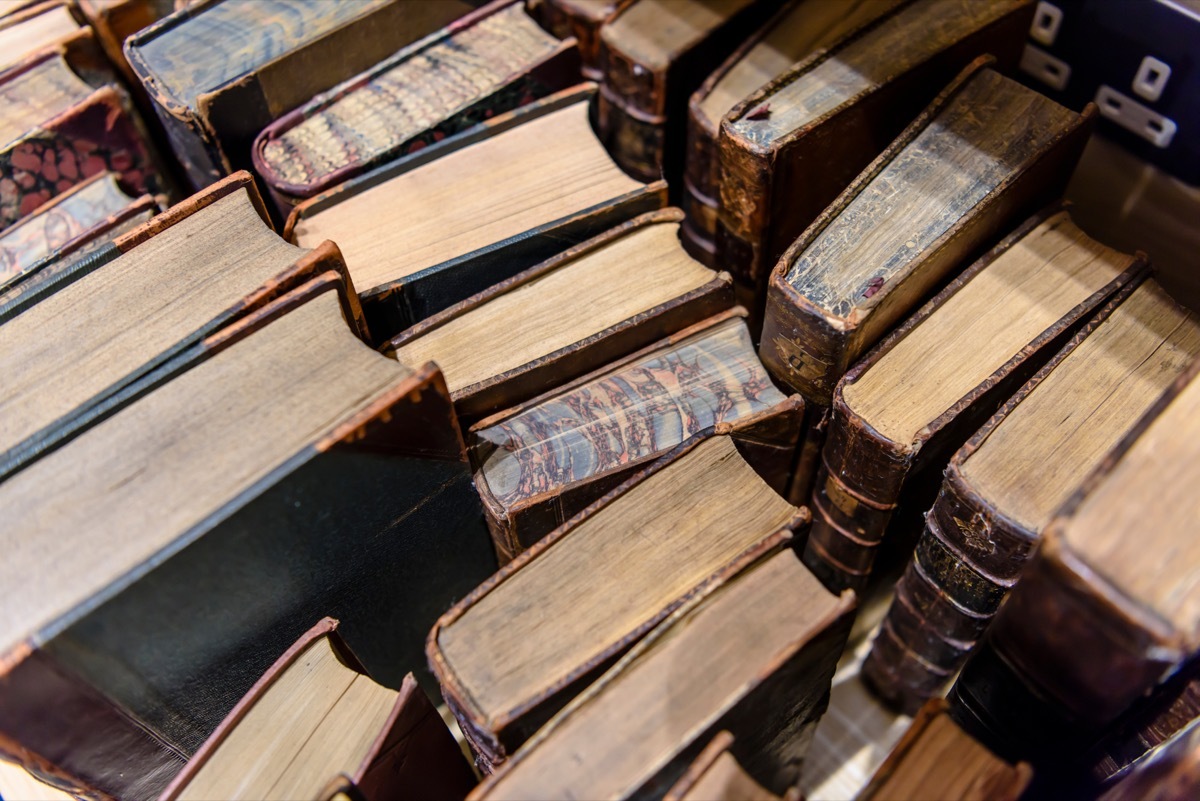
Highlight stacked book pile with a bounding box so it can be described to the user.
[1,1,1196,800]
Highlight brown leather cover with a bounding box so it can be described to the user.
[430,431,810,772]
[799,206,1143,596]
[469,307,804,562]
[160,618,476,801]
[384,208,734,424]
[861,271,1160,713]
[77,0,172,82]
[528,0,629,80]
[857,699,1031,801]
[594,0,776,185]
[949,358,1200,764]
[716,1,1033,319]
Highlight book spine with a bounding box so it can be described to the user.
[715,126,772,309]
[800,399,909,593]
[680,100,719,266]
[862,470,1039,712]
[531,0,616,80]
[594,81,665,184]
[759,276,852,406]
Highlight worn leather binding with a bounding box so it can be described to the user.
[663,731,796,801]
[160,618,476,801]
[125,0,471,189]
[857,699,1031,801]
[0,172,158,292]
[0,274,496,801]
[760,58,1095,410]
[948,357,1200,767]
[799,209,1144,597]
[384,208,733,425]
[430,432,810,772]
[863,275,1199,714]
[527,0,626,80]
[681,0,905,267]
[0,171,366,480]
[469,549,856,800]
[593,0,777,187]
[0,2,116,87]
[1097,716,1200,801]
[0,51,163,229]
[717,0,1032,317]
[76,0,173,82]
[254,0,579,212]
[283,85,667,340]
[470,307,804,562]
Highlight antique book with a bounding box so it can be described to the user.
[527,0,625,80]
[1097,717,1200,801]
[470,549,856,800]
[594,0,777,185]
[0,50,162,228]
[0,0,88,75]
[681,0,902,265]
[125,0,471,188]
[949,355,1200,767]
[717,0,1033,310]
[385,208,732,423]
[254,0,579,210]
[0,173,353,477]
[760,59,1094,409]
[160,618,476,801]
[857,700,1030,801]
[431,435,808,771]
[663,731,792,801]
[0,171,157,292]
[470,308,803,561]
[77,0,173,81]
[800,208,1143,595]
[286,85,666,339]
[863,277,1200,712]
[0,275,496,801]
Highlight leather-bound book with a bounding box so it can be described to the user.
[0,0,91,75]
[285,85,666,340]
[254,1,579,212]
[1097,717,1200,801]
[718,0,1034,313]
[760,59,1094,412]
[76,0,173,81]
[800,207,1142,595]
[664,731,795,801]
[681,0,903,266]
[0,171,158,293]
[863,276,1200,712]
[430,434,808,772]
[385,208,732,424]
[527,0,625,80]
[594,0,777,186]
[0,50,163,228]
[160,618,476,801]
[0,275,496,801]
[0,173,355,478]
[948,355,1200,767]
[470,550,855,800]
[470,307,802,561]
[717,0,1034,312]
[125,0,471,189]
[857,699,1031,801]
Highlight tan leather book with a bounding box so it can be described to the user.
[0,274,495,800]
[593,0,777,185]
[284,84,666,340]
[949,354,1200,768]
[0,172,362,478]
[862,276,1200,712]
[857,700,1030,801]
[125,0,471,188]
[384,208,732,425]
[799,206,1144,596]
[470,307,803,561]
[716,0,1033,313]
[681,0,903,266]
[160,618,476,801]
[664,731,795,801]
[431,434,808,772]
[470,548,855,800]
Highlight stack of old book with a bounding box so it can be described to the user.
[1,1,1198,800]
